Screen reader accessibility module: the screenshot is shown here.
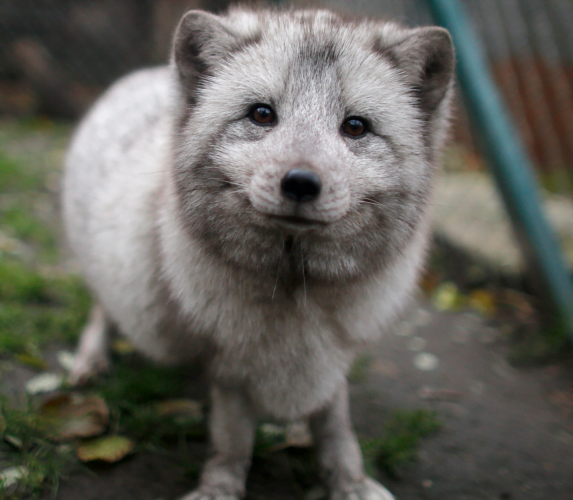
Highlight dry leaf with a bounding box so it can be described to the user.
[76,435,135,463]
[468,289,496,317]
[112,338,135,355]
[39,393,109,441]
[154,399,203,420]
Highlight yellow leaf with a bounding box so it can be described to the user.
[468,289,497,316]
[77,435,135,463]
[432,282,462,312]
[112,339,135,355]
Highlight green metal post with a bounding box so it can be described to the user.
[427,0,573,341]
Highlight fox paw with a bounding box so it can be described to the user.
[68,351,109,386]
[331,478,395,500]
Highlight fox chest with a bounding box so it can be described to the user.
[208,318,354,420]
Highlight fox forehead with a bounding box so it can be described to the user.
[195,21,418,137]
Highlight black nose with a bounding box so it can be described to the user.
[280,169,322,203]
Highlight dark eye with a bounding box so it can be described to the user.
[250,104,276,125]
[342,117,367,137]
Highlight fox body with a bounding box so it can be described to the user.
[63,7,454,500]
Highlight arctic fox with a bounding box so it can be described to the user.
[63,7,454,500]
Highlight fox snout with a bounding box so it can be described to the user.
[280,169,322,203]
[249,162,350,227]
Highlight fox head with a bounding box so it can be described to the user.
[169,8,455,285]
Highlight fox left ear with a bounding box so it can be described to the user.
[173,11,235,88]
[379,27,456,117]
[172,10,260,97]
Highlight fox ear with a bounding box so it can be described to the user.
[172,10,241,89]
[380,27,455,117]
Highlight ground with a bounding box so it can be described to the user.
[1,119,572,500]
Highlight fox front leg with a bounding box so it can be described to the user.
[310,381,396,500]
[69,304,111,385]
[181,384,257,500]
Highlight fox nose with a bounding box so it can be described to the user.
[281,169,322,203]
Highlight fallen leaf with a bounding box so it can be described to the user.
[112,338,135,355]
[76,435,135,463]
[16,352,49,370]
[154,399,203,420]
[285,421,313,448]
[432,282,463,312]
[0,466,28,490]
[25,373,63,394]
[468,289,496,317]
[39,393,109,441]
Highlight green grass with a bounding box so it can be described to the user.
[347,354,374,384]
[1,206,56,254]
[361,409,441,480]
[0,259,91,357]
[0,359,206,498]
[0,154,42,193]
[508,325,570,366]
[0,399,79,499]
[91,359,207,445]
[0,146,90,360]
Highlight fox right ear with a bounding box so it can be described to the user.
[172,10,238,89]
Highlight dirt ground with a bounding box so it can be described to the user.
[2,302,571,500]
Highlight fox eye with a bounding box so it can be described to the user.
[250,104,276,125]
[342,117,367,138]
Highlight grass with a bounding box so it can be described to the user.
[0,138,90,361]
[90,359,207,445]
[0,399,79,498]
[0,154,42,193]
[347,354,374,384]
[0,258,91,358]
[0,358,206,499]
[0,135,94,497]
[1,206,56,254]
[508,325,571,366]
[361,409,441,480]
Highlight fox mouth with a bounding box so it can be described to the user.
[268,214,327,230]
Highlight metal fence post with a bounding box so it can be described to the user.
[426,0,573,342]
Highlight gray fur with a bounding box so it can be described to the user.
[63,7,455,500]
